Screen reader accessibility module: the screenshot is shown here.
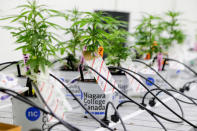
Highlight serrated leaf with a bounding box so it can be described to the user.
[11,11,29,22]
[1,26,18,30]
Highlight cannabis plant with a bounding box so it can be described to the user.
[65,9,83,58]
[74,11,125,55]
[57,9,83,70]
[158,11,186,50]
[105,28,131,66]
[0,0,60,74]
[133,14,161,58]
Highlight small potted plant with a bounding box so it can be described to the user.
[56,8,83,71]
[148,11,186,72]
[133,14,162,60]
[157,11,186,87]
[105,30,131,66]
[104,28,133,102]
[155,11,185,65]
[0,1,70,130]
[158,11,186,51]
[0,1,62,76]
[74,11,121,118]
[50,8,85,102]
[132,14,169,92]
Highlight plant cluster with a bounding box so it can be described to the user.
[74,11,120,53]
[158,11,186,50]
[1,0,187,74]
[133,14,161,58]
[0,0,61,74]
[133,11,186,59]
[104,29,131,66]
[59,10,131,67]
[52,8,83,70]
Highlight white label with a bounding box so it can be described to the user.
[125,66,146,94]
[36,72,72,122]
[85,56,118,94]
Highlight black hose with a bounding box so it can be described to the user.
[142,88,197,106]
[0,61,20,71]
[132,59,197,101]
[48,122,61,131]
[0,63,16,71]
[143,88,184,118]
[32,83,81,131]
[109,66,197,106]
[84,65,186,124]
[0,61,18,66]
[164,58,197,76]
[147,111,167,131]
[132,59,176,90]
[104,101,127,131]
[106,66,197,128]
[0,88,80,131]
[111,67,185,124]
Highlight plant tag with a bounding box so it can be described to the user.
[98,46,104,58]
[85,56,118,94]
[194,42,197,51]
[81,55,119,117]
[124,65,146,95]
[157,53,163,71]
[23,54,30,72]
[36,72,72,122]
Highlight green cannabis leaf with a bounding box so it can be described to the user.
[0,0,61,74]
[158,11,186,50]
[133,14,161,58]
[104,29,131,67]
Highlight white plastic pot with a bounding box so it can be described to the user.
[53,71,82,107]
[78,81,115,118]
[113,75,130,103]
[12,97,46,131]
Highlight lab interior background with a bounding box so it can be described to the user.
[0,0,197,62]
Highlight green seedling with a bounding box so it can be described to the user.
[0,0,61,75]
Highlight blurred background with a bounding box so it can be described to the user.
[0,0,196,62]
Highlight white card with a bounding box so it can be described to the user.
[36,72,72,122]
[124,65,146,94]
[85,56,118,94]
